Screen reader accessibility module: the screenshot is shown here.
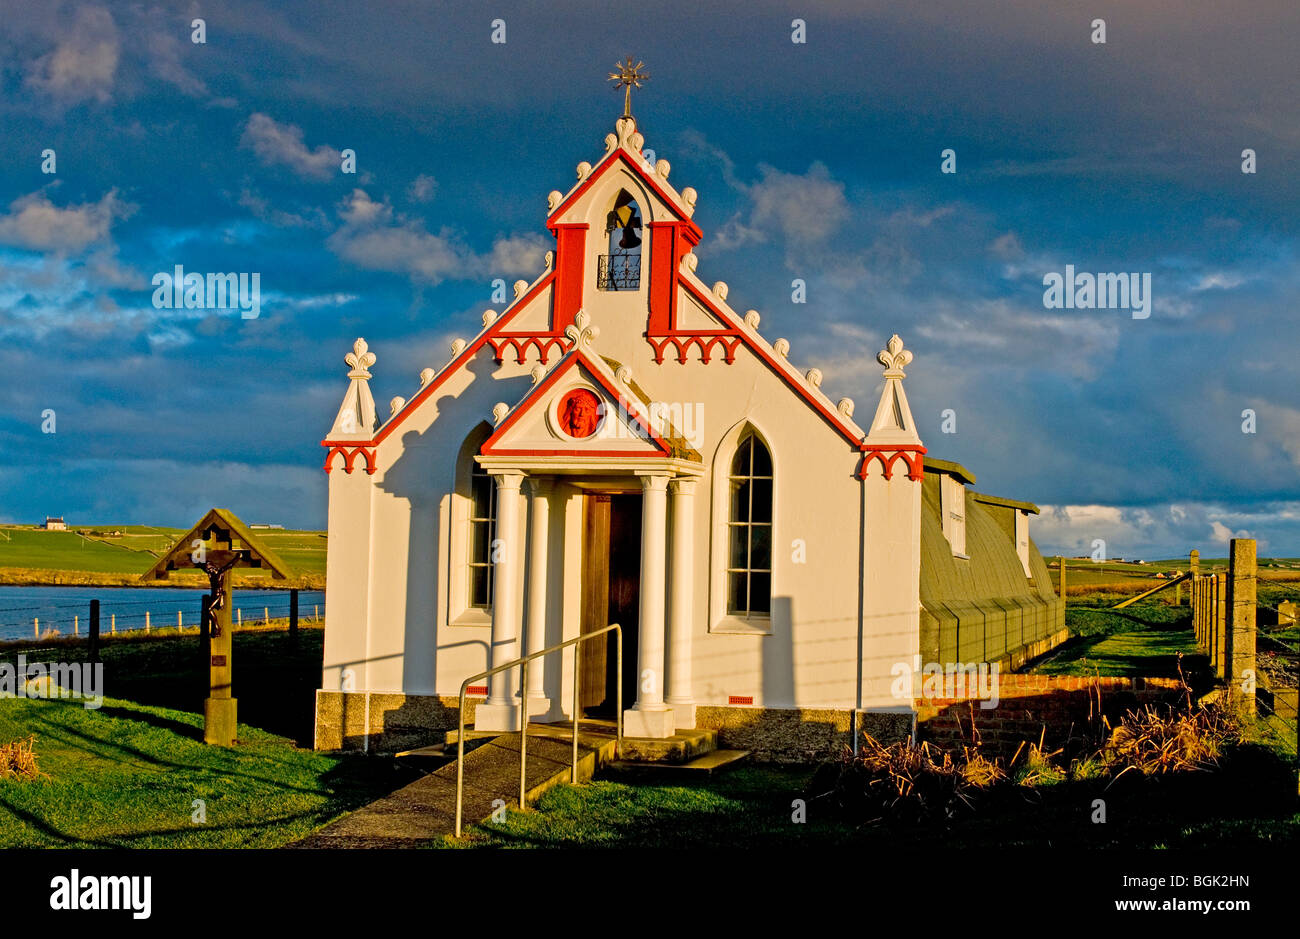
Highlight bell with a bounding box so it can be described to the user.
[619,225,642,250]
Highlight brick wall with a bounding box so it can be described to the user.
[917,674,1185,753]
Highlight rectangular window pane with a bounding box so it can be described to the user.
[728,523,749,569]
[470,520,492,563]
[750,523,771,570]
[470,565,490,608]
[749,478,772,522]
[471,474,492,516]
[750,440,772,476]
[728,571,748,615]
[748,571,770,614]
[730,479,750,523]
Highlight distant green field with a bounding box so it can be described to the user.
[0,525,327,578]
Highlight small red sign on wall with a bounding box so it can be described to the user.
[728,695,754,706]
[467,685,489,696]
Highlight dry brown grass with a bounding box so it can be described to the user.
[1099,704,1238,781]
[0,734,45,781]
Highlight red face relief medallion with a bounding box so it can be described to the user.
[558,389,602,438]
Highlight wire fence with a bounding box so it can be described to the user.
[0,589,325,641]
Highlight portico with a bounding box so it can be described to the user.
[470,460,701,738]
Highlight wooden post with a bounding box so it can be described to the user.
[264,606,269,626]
[200,593,213,671]
[289,588,299,645]
[145,610,151,633]
[237,608,241,628]
[1225,538,1257,718]
[33,618,38,638]
[89,599,100,661]
[204,575,237,746]
[110,613,116,634]
[74,614,78,636]
[314,604,319,622]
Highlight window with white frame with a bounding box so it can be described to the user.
[940,473,967,558]
[726,432,772,617]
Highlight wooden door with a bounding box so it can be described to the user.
[579,495,611,709]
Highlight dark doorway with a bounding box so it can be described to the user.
[579,492,641,717]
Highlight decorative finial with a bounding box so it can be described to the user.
[564,309,598,348]
[345,338,376,379]
[877,334,913,378]
[608,56,648,120]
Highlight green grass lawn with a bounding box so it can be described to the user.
[0,525,326,580]
[0,695,406,848]
[0,626,416,847]
[1031,600,1199,678]
[462,751,1300,849]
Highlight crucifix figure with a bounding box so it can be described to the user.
[608,56,649,120]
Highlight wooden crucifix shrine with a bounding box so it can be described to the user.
[142,508,293,746]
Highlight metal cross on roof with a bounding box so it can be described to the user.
[608,56,648,120]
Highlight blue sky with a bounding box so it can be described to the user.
[0,0,1297,560]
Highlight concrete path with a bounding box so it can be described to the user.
[292,725,617,848]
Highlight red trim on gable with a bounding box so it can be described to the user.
[647,220,699,335]
[479,349,673,458]
[340,270,556,452]
[856,446,926,481]
[547,150,702,240]
[674,278,863,447]
[551,224,588,333]
[487,333,571,365]
[323,445,377,475]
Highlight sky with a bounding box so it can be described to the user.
[0,0,1297,560]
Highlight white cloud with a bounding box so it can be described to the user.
[407,174,437,203]
[241,113,341,181]
[0,189,134,254]
[749,162,849,246]
[327,189,545,285]
[25,5,120,105]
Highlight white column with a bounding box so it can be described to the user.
[476,470,524,732]
[665,477,697,728]
[523,476,553,720]
[625,473,675,738]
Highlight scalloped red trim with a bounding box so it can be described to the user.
[487,333,572,365]
[857,446,926,481]
[645,331,744,364]
[323,445,377,475]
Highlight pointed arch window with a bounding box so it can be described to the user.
[598,190,642,290]
[726,433,772,616]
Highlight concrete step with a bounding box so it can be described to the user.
[294,729,618,848]
[605,749,751,777]
[618,728,718,765]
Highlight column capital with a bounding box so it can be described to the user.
[669,476,697,496]
[636,472,670,492]
[526,475,554,497]
[491,470,526,491]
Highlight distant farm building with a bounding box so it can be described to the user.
[43,517,66,531]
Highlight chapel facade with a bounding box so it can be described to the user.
[314,109,1064,757]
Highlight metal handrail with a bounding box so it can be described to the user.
[454,623,622,837]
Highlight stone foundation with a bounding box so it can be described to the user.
[314,690,478,753]
[693,706,914,763]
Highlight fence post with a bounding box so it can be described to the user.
[290,588,299,645]
[1225,538,1257,718]
[1189,550,1200,646]
[145,610,151,633]
[89,599,100,661]
[1215,573,1227,679]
